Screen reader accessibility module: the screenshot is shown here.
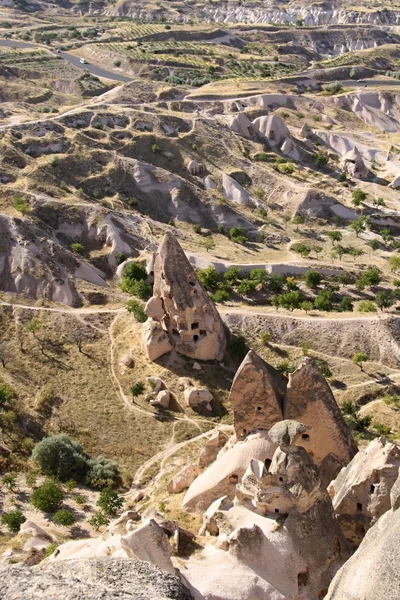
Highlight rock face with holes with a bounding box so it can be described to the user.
[328,437,400,547]
[229,355,357,485]
[229,351,284,440]
[182,420,350,600]
[252,114,290,145]
[341,146,369,179]
[142,318,173,362]
[144,233,226,362]
[284,358,358,484]
[325,470,400,600]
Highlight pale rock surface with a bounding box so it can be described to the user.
[0,558,194,600]
[151,390,170,408]
[145,377,165,393]
[142,318,173,361]
[284,357,357,483]
[187,160,203,175]
[192,362,202,371]
[121,518,175,575]
[183,430,277,512]
[203,176,216,190]
[325,474,400,600]
[341,146,369,179]
[300,123,311,139]
[388,173,400,189]
[178,377,192,390]
[229,350,284,440]
[222,173,251,206]
[230,112,253,138]
[145,296,164,321]
[184,387,213,408]
[198,430,228,468]
[329,437,400,546]
[252,114,290,145]
[167,463,199,494]
[120,353,134,368]
[280,137,300,161]
[148,233,226,361]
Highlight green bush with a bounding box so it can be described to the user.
[223,267,243,285]
[276,361,294,375]
[131,382,145,397]
[122,262,147,281]
[338,296,354,312]
[373,422,391,436]
[85,456,120,489]
[97,487,123,517]
[151,142,160,153]
[122,279,152,300]
[314,289,333,312]
[375,290,394,311]
[32,434,88,482]
[237,279,257,296]
[313,152,329,167]
[53,509,75,526]
[358,300,377,313]
[70,243,85,255]
[211,288,230,303]
[126,299,147,323]
[228,335,247,360]
[260,331,270,345]
[75,494,87,505]
[89,510,109,530]
[1,510,25,533]
[315,359,332,378]
[352,189,367,205]
[64,479,77,492]
[11,196,30,215]
[31,480,63,513]
[115,252,127,265]
[277,290,303,311]
[304,270,321,289]
[0,384,15,409]
[197,266,220,290]
[229,227,248,244]
[382,394,400,408]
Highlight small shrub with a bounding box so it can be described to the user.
[2,473,17,491]
[1,510,25,533]
[74,494,87,505]
[301,343,309,355]
[44,542,57,558]
[59,181,69,192]
[211,288,229,303]
[115,252,127,265]
[53,509,75,526]
[64,479,77,492]
[352,352,369,369]
[313,152,329,167]
[237,279,257,296]
[70,242,85,255]
[97,487,123,517]
[126,299,147,323]
[228,335,247,360]
[260,331,270,345]
[31,480,63,513]
[0,384,15,409]
[315,359,332,378]
[122,262,147,282]
[373,422,391,436]
[11,196,30,215]
[89,510,109,531]
[32,434,89,482]
[151,142,160,153]
[131,382,145,397]
[25,472,37,488]
[197,266,220,291]
[304,270,321,290]
[86,456,120,490]
[382,394,400,408]
[123,279,152,300]
[358,300,377,313]
[276,361,294,375]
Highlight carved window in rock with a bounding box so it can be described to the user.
[191,322,200,330]
[242,473,262,495]
[229,474,239,484]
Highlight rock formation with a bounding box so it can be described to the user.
[183,430,277,512]
[121,518,175,575]
[187,160,203,175]
[329,437,400,546]
[182,420,349,600]
[300,123,311,139]
[230,112,253,138]
[284,358,357,483]
[229,354,356,484]
[0,558,194,600]
[198,430,228,467]
[252,114,290,145]
[325,471,400,600]
[143,233,226,361]
[341,146,369,179]
[388,172,400,188]
[229,350,284,440]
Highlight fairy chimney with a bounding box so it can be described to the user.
[144,233,226,361]
[229,350,284,440]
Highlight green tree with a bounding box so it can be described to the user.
[350,217,367,237]
[312,245,323,259]
[0,384,15,409]
[89,510,109,531]
[260,331,270,345]
[356,268,381,290]
[31,480,63,513]
[375,290,394,311]
[269,274,286,293]
[53,509,75,526]
[97,487,123,517]
[202,237,216,253]
[237,279,257,296]
[123,262,147,282]
[352,189,367,206]
[126,299,147,323]
[32,434,88,482]
[313,152,329,167]
[358,300,377,313]
[304,270,321,289]
[1,510,25,533]
[85,456,120,490]
[338,296,354,312]
[70,243,85,255]
[197,266,220,290]
[389,255,400,274]
[328,231,342,245]
[350,248,364,260]
[292,215,304,231]
[131,382,145,397]
[315,359,332,378]
[352,352,369,370]
[301,301,313,313]
[277,290,303,311]
[211,288,230,303]
[369,239,380,252]
[314,289,333,311]
[380,229,392,243]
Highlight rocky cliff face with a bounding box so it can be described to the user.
[0,558,194,600]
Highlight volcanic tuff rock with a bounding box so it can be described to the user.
[229,350,284,440]
[144,233,226,361]
[284,357,358,483]
[326,471,400,600]
[329,438,400,546]
[121,518,175,575]
[142,318,173,362]
[0,558,194,600]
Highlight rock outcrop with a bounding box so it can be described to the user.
[252,114,290,145]
[329,437,400,546]
[183,430,277,512]
[143,233,226,361]
[341,146,369,179]
[229,350,284,440]
[121,518,175,575]
[230,112,253,138]
[0,558,194,600]
[284,358,357,484]
[198,430,228,467]
[325,471,400,600]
